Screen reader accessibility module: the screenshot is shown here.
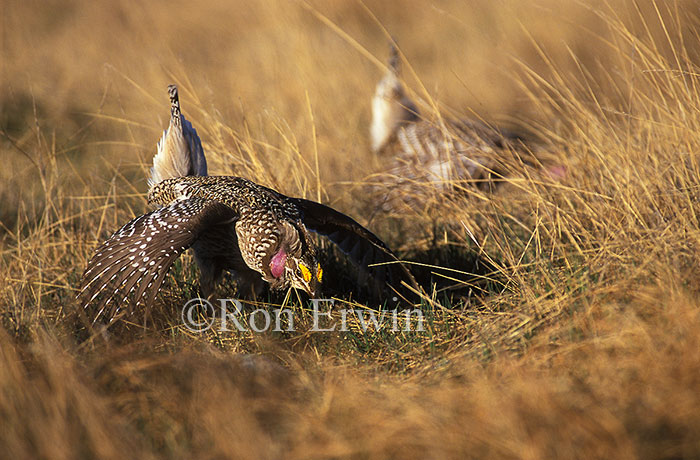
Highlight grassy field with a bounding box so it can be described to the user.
[3,0,700,458]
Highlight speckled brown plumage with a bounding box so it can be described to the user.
[79,85,417,322]
[79,177,416,322]
[370,44,534,211]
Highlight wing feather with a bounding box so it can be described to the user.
[78,197,236,322]
[291,197,418,301]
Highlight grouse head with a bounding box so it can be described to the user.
[264,221,322,297]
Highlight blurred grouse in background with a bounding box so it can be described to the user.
[370,43,561,211]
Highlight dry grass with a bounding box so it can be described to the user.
[3,0,700,458]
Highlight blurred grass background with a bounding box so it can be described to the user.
[3,0,700,458]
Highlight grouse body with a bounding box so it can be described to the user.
[79,86,415,321]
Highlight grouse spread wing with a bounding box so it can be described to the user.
[290,197,418,300]
[78,197,235,322]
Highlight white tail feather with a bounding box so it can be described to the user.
[149,85,207,188]
[370,43,419,153]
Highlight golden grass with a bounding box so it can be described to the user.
[3,0,700,458]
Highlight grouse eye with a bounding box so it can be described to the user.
[299,263,312,283]
[316,264,323,283]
